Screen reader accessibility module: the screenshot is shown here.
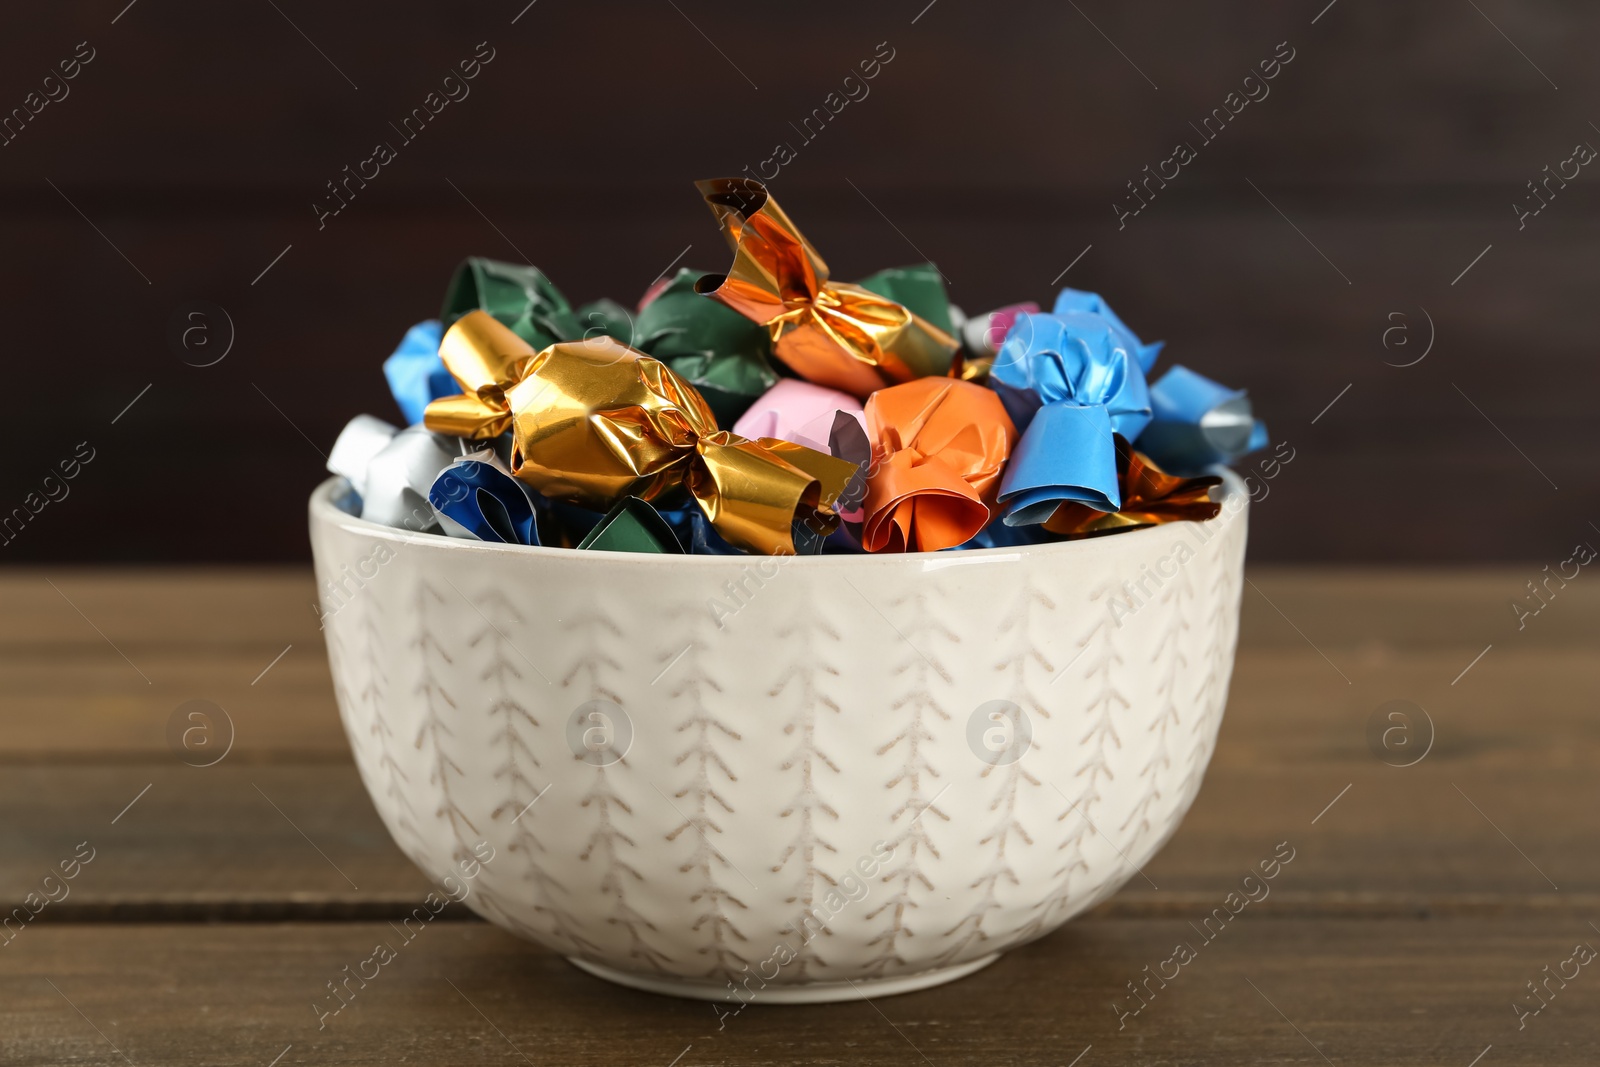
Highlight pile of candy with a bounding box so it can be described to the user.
[328,178,1266,556]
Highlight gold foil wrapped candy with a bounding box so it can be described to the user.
[422,310,856,555]
[694,178,959,400]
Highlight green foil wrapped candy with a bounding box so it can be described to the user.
[575,498,685,554]
[441,257,581,351]
[573,298,637,344]
[854,262,956,337]
[633,268,779,426]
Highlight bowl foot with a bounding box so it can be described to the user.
[567,953,1002,1004]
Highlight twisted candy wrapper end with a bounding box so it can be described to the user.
[429,449,541,546]
[733,378,870,527]
[329,415,461,533]
[998,402,1121,524]
[424,309,541,440]
[328,414,401,497]
[862,378,1016,553]
[854,262,957,335]
[687,433,831,555]
[1051,289,1164,374]
[991,312,1153,438]
[425,310,855,555]
[632,267,779,427]
[1044,436,1222,538]
[692,177,959,400]
[1136,364,1268,473]
[990,308,1156,524]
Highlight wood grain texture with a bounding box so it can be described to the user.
[0,2,1596,561]
[4,919,1597,1066]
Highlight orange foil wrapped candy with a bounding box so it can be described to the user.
[694,178,959,400]
[862,378,1017,553]
[423,311,856,555]
[1044,436,1221,538]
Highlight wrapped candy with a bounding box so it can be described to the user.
[991,304,1154,523]
[632,267,779,425]
[429,450,542,546]
[573,298,636,345]
[382,320,453,425]
[955,519,1053,551]
[577,498,684,553]
[958,302,1039,361]
[422,311,857,555]
[1135,365,1268,474]
[549,495,744,555]
[854,263,957,335]
[947,301,1040,385]
[826,409,872,528]
[657,505,744,555]
[442,257,580,350]
[328,415,460,532]
[862,378,1016,553]
[733,379,866,454]
[1049,289,1163,373]
[695,178,959,399]
[331,179,1263,558]
[736,379,872,538]
[328,415,404,513]
[1045,436,1222,538]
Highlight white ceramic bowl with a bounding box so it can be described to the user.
[309,471,1248,1003]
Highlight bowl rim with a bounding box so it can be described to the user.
[309,467,1247,569]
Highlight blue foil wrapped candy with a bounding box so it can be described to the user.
[656,506,752,556]
[1049,289,1163,373]
[991,303,1155,524]
[428,450,542,546]
[1136,365,1269,473]
[382,320,456,425]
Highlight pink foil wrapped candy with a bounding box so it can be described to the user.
[733,379,866,452]
[734,379,868,522]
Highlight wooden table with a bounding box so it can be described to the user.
[3,568,1594,1065]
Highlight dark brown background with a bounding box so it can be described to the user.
[0,0,1592,563]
